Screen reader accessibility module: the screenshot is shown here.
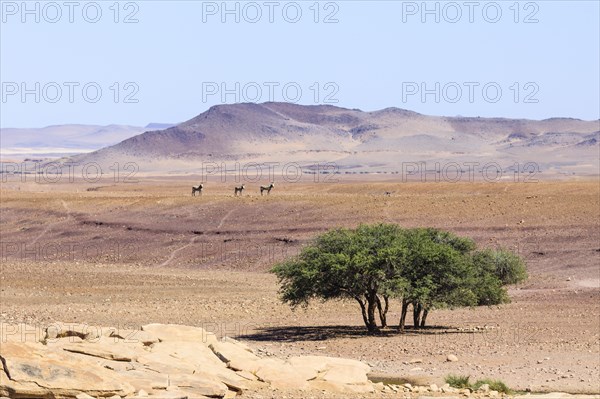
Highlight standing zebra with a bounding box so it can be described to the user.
[192,183,204,196]
[234,184,245,196]
[260,182,275,196]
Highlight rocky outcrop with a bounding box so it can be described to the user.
[0,323,374,398]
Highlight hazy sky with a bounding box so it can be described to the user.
[1,0,599,127]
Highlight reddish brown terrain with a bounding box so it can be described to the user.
[1,178,599,395]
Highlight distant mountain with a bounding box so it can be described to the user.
[60,103,600,175]
[0,124,147,159]
[145,123,177,130]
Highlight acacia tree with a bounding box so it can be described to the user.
[399,230,528,330]
[271,224,407,333]
[272,224,528,333]
[397,228,479,331]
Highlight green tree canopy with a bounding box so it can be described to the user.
[271,224,527,333]
[271,224,407,332]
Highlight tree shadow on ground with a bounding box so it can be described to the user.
[241,324,477,342]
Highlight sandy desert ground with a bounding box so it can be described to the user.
[0,177,599,395]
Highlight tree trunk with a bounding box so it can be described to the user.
[366,292,379,333]
[413,302,422,329]
[398,298,409,333]
[420,308,429,328]
[354,297,369,330]
[375,295,389,328]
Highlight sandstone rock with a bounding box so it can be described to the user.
[221,336,253,352]
[141,324,217,346]
[373,382,385,391]
[1,323,45,343]
[168,373,229,397]
[286,355,372,393]
[253,358,310,390]
[136,351,198,375]
[447,354,459,362]
[145,340,226,371]
[112,368,169,392]
[0,367,49,399]
[309,380,374,394]
[140,339,250,392]
[442,384,458,393]
[223,390,237,399]
[478,383,490,392]
[211,370,253,392]
[149,390,189,399]
[236,370,258,381]
[430,383,439,392]
[0,341,135,397]
[321,364,369,385]
[160,387,204,399]
[62,338,141,362]
[98,359,136,373]
[1,323,380,397]
[209,341,261,372]
[264,357,318,381]
[412,385,427,393]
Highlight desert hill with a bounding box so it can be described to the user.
[62,103,600,175]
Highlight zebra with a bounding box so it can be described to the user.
[260,182,275,196]
[192,183,204,196]
[234,184,245,196]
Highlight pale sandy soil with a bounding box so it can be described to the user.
[1,179,599,394]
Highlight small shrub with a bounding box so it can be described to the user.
[445,374,471,388]
[473,378,512,394]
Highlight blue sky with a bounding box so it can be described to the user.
[1,0,599,128]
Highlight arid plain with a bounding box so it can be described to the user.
[1,177,599,395]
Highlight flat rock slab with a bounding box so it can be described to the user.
[141,324,217,346]
[167,373,229,397]
[209,341,261,373]
[0,342,135,397]
[111,368,169,392]
[148,341,225,370]
[253,358,311,390]
[1,323,376,398]
[320,364,369,385]
[1,324,45,344]
[62,338,142,362]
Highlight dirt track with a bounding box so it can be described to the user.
[1,178,599,393]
